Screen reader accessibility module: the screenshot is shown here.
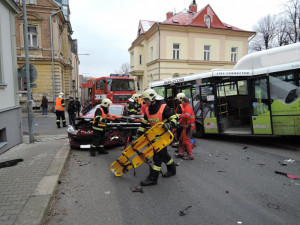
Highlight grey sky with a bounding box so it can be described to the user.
[69,0,287,78]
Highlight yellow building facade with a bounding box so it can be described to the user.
[129,2,255,91]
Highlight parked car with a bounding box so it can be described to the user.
[68,103,143,149]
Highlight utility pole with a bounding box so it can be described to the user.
[23,2,34,143]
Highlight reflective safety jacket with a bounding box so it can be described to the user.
[179,102,195,131]
[128,101,141,115]
[92,106,108,131]
[137,101,177,135]
[55,98,65,111]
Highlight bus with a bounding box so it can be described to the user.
[149,42,300,138]
[81,74,136,105]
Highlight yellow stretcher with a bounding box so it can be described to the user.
[110,122,174,176]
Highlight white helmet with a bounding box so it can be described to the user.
[132,94,139,101]
[141,89,158,102]
[59,92,64,98]
[101,98,112,107]
[176,93,185,101]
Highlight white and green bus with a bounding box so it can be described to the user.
[149,42,300,137]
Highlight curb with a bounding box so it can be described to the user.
[14,142,70,225]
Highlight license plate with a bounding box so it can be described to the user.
[80,145,91,149]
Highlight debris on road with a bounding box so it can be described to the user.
[0,159,23,169]
[131,185,144,193]
[179,206,192,216]
[218,170,227,172]
[275,171,300,179]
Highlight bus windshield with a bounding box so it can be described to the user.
[107,79,135,92]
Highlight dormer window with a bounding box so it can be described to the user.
[205,15,211,28]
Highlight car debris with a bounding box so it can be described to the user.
[275,171,300,179]
[179,206,192,216]
[131,185,144,193]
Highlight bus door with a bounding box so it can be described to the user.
[249,76,273,135]
[199,84,218,134]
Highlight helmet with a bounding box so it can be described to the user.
[141,89,158,102]
[176,93,185,101]
[58,92,64,98]
[59,92,64,96]
[132,94,139,101]
[101,98,112,107]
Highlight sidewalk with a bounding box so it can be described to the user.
[0,135,70,225]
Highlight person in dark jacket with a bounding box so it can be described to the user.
[127,94,141,115]
[68,96,76,127]
[136,89,177,186]
[75,97,81,117]
[82,101,92,115]
[41,96,48,115]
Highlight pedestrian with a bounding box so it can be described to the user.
[127,94,141,115]
[75,97,81,117]
[90,98,112,156]
[68,96,76,127]
[55,92,66,128]
[175,97,195,160]
[41,95,48,115]
[136,89,177,186]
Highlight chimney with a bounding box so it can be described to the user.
[166,11,173,19]
[189,0,197,13]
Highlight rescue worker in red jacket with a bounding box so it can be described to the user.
[90,98,112,156]
[175,97,196,160]
[127,94,141,115]
[136,89,177,186]
[55,92,66,128]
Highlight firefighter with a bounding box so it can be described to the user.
[127,94,141,115]
[172,93,185,149]
[175,97,195,160]
[136,89,177,186]
[55,92,66,128]
[90,98,112,156]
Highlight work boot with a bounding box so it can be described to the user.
[98,147,108,154]
[90,148,96,157]
[63,122,67,127]
[183,156,194,160]
[57,125,61,128]
[140,169,159,186]
[174,153,183,158]
[163,162,176,178]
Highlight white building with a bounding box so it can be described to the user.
[0,0,21,154]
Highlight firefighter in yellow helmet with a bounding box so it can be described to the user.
[55,92,66,128]
[136,89,177,186]
[172,93,186,148]
[90,98,112,156]
[127,94,141,115]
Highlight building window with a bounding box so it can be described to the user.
[231,47,238,62]
[173,44,180,60]
[205,15,211,28]
[204,45,210,61]
[28,26,38,48]
[139,55,142,65]
[151,47,153,61]
[131,52,134,66]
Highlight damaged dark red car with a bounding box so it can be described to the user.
[68,103,142,149]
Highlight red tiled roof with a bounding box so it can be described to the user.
[139,4,246,35]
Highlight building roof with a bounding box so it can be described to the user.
[138,4,250,37]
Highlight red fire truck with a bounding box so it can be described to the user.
[81,74,136,105]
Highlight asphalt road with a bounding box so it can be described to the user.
[44,136,300,225]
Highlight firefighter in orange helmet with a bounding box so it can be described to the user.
[55,92,66,128]
[175,97,195,160]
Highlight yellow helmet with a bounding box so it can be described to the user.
[101,98,112,107]
[141,89,158,102]
[176,93,185,101]
[132,94,139,101]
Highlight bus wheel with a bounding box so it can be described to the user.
[194,123,204,138]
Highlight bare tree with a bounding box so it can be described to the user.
[114,63,130,74]
[284,0,300,43]
[276,16,291,46]
[250,14,278,51]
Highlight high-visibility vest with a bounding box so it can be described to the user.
[179,103,195,131]
[145,104,166,126]
[55,98,64,111]
[92,107,107,131]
